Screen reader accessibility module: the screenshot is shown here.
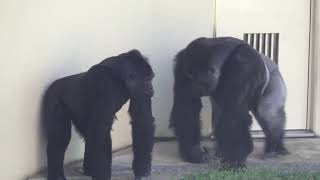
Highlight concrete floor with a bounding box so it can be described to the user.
[28,138,320,180]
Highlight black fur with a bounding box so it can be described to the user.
[170,37,288,168]
[43,50,155,180]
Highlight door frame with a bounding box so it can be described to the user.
[307,0,319,135]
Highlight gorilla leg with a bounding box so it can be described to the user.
[82,118,90,176]
[256,107,288,158]
[83,142,89,175]
[46,101,71,180]
[82,124,112,179]
[84,111,113,180]
[255,69,288,158]
[129,98,155,178]
[170,95,208,163]
[215,107,253,168]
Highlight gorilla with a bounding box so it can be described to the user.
[170,37,289,168]
[43,50,155,180]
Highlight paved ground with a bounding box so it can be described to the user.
[28,138,320,180]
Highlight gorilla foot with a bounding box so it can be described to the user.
[276,147,290,156]
[180,145,210,163]
[83,169,110,180]
[263,146,289,159]
[135,175,151,180]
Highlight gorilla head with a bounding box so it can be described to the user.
[176,38,221,97]
[121,50,154,98]
[102,50,155,98]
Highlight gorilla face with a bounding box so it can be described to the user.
[181,45,220,97]
[122,50,155,98]
[186,62,219,97]
[125,70,154,98]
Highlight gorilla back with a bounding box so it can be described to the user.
[43,50,155,180]
[170,37,288,168]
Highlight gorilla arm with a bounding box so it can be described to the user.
[213,43,266,168]
[169,71,208,163]
[129,97,155,177]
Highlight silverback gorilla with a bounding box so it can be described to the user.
[43,50,155,180]
[170,37,288,168]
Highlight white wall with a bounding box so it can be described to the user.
[149,0,214,137]
[0,0,214,179]
[0,0,152,179]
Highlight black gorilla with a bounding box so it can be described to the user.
[170,37,288,168]
[43,50,155,180]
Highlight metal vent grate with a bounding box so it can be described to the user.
[243,33,279,64]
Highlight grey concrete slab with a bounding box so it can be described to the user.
[28,138,320,180]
